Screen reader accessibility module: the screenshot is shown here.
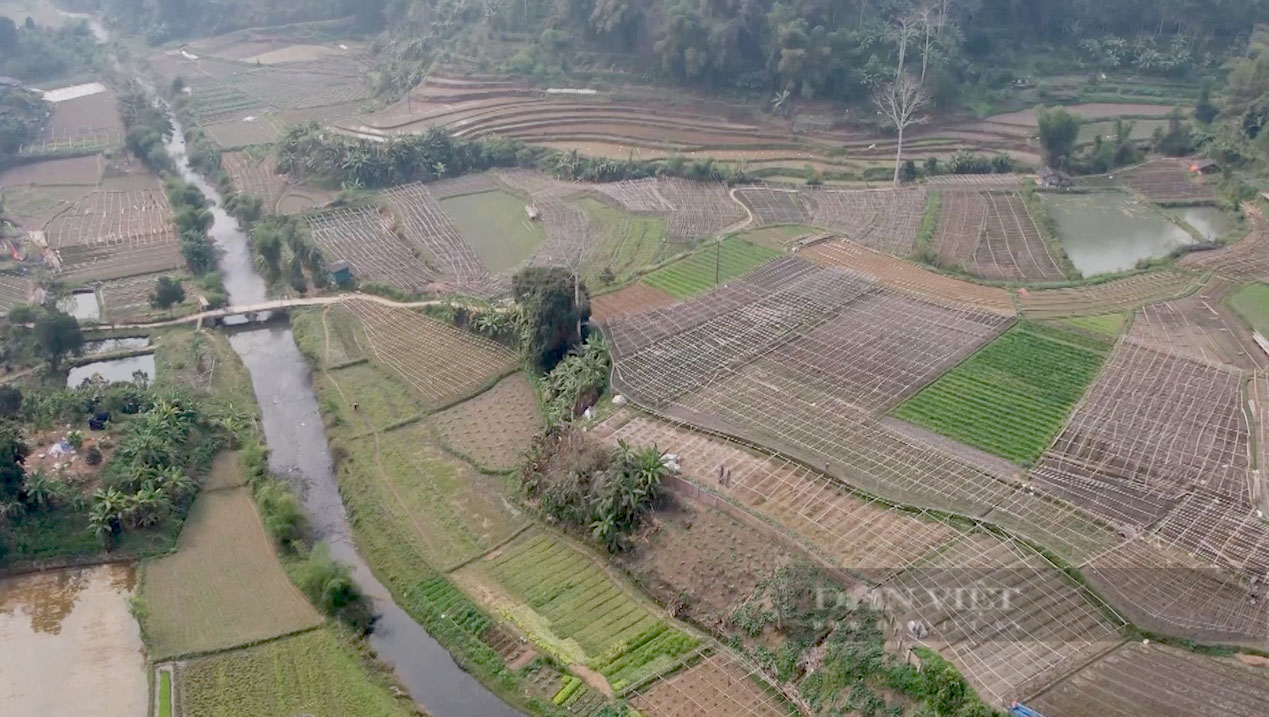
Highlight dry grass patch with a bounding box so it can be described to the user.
[431,373,542,471]
[141,478,320,660]
[337,422,528,570]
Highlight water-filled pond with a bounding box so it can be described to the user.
[60,291,101,322]
[1173,205,1231,242]
[0,564,147,716]
[66,353,155,387]
[1043,192,1195,277]
[82,337,151,355]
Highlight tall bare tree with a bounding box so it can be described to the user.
[874,74,930,184]
[915,5,937,82]
[891,14,919,76]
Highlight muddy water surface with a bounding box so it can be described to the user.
[0,564,146,716]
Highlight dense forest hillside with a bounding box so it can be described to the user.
[363,0,1264,100]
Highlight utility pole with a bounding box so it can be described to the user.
[715,237,721,288]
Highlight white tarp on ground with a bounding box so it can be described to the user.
[40,82,107,103]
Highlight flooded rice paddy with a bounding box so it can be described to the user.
[0,564,147,716]
[1044,192,1197,277]
[1173,205,1231,242]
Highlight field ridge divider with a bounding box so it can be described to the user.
[444,523,535,575]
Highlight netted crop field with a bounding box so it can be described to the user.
[800,239,1016,316]
[1018,269,1203,318]
[204,116,283,148]
[229,57,372,110]
[803,187,928,255]
[1123,289,1265,372]
[21,90,123,157]
[1082,530,1269,643]
[629,653,787,717]
[183,81,266,123]
[934,190,989,266]
[733,186,928,255]
[344,299,516,408]
[305,205,434,293]
[45,188,183,281]
[926,173,1026,189]
[1181,209,1269,280]
[605,260,1122,564]
[1033,340,1251,528]
[178,629,414,717]
[884,532,1124,705]
[222,152,288,210]
[642,239,780,299]
[969,192,1064,280]
[1119,159,1217,203]
[590,282,677,323]
[596,414,960,579]
[893,323,1113,464]
[429,373,542,472]
[99,271,180,321]
[658,178,748,242]
[382,183,488,286]
[46,189,173,248]
[468,530,699,693]
[141,485,321,660]
[734,187,809,226]
[591,178,675,214]
[1029,641,1269,717]
[0,270,33,313]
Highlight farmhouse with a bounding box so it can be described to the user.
[1190,158,1221,174]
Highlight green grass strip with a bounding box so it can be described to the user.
[893,322,1113,464]
[643,238,779,299]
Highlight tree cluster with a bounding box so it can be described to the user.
[512,266,590,373]
[249,215,326,293]
[0,86,50,157]
[0,16,99,82]
[4,306,84,371]
[521,430,668,552]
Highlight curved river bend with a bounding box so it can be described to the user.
[161,78,520,717]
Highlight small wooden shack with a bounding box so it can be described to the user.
[327,260,353,286]
[1037,167,1073,189]
[1191,159,1221,175]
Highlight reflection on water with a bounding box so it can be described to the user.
[1044,192,1196,277]
[0,564,146,716]
[1175,206,1232,242]
[60,291,101,322]
[83,337,151,355]
[66,353,155,388]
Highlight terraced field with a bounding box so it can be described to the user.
[893,323,1114,463]
[642,239,779,299]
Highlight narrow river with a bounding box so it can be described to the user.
[154,54,522,717]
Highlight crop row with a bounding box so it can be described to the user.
[412,577,494,638]
[642,239,779,299]
[893,323,1111,463]
[593,623,700,694]
[487,531,697,683]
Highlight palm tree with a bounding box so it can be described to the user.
[153,466,196,502]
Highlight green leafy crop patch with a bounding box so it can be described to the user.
[892,323,1113,464]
